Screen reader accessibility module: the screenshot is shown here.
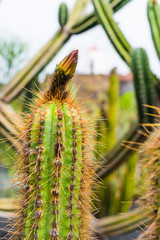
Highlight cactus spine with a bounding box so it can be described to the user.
[131,48,156,124]
[92,0,132,65]
[58,3,68,28]
[137,129,160,240]
[13,51,93,240]
[147,0,160,59]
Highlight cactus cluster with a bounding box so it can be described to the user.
[12,51,94,240]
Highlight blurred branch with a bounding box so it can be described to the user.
[0,101,22,151]
[0,0,132,103]
[93,208,151,236]
[70,0,132,34]
[96,123,146,179]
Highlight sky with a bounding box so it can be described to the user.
[0,0,160,80]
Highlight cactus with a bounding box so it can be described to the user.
[110,0,132,12]
[137,127,160,240]
[147,0,160,60]
[58,3,68,28]
[12,51,94,240]
[92,0,132,65]
[131,48,156,124]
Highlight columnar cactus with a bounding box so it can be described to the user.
[137,128,160,240]
[147,0,160,60]
[58,3,68,28]
[131,48,156,123]
[13,50,94,240]
[92,0,132,65]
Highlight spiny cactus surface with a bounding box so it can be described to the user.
[137,124,160,240]
[13,50,93,240]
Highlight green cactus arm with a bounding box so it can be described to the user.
[96,70,120,217]
[107,69,119,150]
[147,0,160,59]
[131,48,156,123]
[110,0,132,12]
[96,123,144,178]
[131,49,149,123]
[92,0,132,65]
[70,12,98,34]
[71,0,132,34]
[58,3,68,28]
[99,0,132,52]
[118,151,137,213]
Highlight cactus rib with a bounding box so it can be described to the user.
[12,51,94,240]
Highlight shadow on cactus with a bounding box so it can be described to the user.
[9,50,95,240]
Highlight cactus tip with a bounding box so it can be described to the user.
[58,50,78,76]
[47,50,79,100]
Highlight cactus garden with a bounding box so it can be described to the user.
[1,0,160,239]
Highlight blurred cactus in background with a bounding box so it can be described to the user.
[1,0,160,239]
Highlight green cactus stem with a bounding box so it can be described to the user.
[70,0,132,34]
[137,127,160,240]
[13,50,94,240]
[58,3,68,28]
[131,48,156,124]
[147,0,160,60]
[92,0,132,65]
[107,68,119,150]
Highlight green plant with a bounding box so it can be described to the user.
[136,127,160,239]
[12,51,94,240]
[58,3,68,28]
[92,0,132,65]
[0,36,26,84]
[131,48,156,124]
[147,0,160,60]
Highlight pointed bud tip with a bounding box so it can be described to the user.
[58,50,78,76]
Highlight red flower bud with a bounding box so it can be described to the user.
[58,50,78,76]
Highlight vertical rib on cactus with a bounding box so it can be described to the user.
[12,50,94,240]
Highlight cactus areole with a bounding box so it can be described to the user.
[15,50,93,240]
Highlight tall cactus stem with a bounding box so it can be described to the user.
[12,50,94,240]
[137,127,160,240]
[131,48,156,124]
